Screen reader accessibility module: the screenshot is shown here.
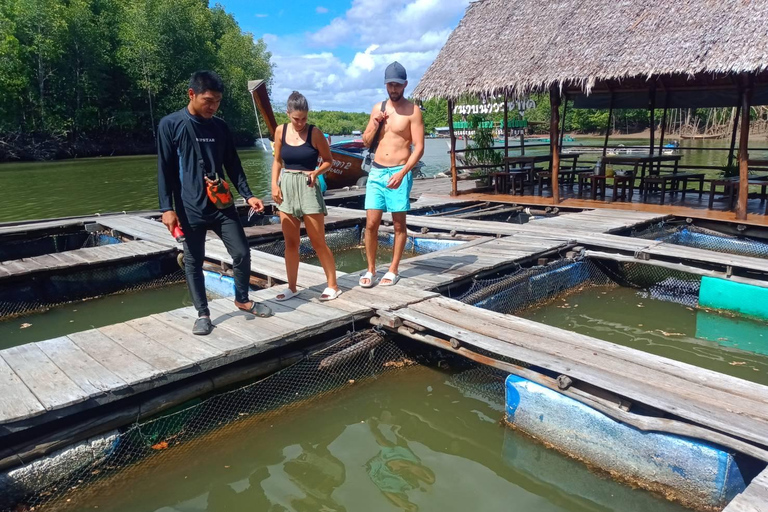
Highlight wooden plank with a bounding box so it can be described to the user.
[68,329,160,384]
[153,308,264,356]
[1,344,89,410]
[0,354,46,423]
[36,336,128,395]
[416,296,768,408]
[400,298,768,446]
[204,301,293,342]
[98,323,195,374]
[125,316,224,367]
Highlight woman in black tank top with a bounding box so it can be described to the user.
[271,91,341,301]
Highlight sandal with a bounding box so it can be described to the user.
[359,271,376,288]
[275,288,300,301]
[319,287,342,301]
[236,301,273,317]
[379,271,400,287]
[192,316,213,335]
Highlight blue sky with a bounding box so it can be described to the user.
[218,0,471,112]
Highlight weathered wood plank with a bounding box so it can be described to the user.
[68,329,159,384]
[126,316,223,365]
[154,308,265,356]
[98,323,195,374]
[0,354,46,423]
[1,344,89,410]
[400,298,768,446]
[36,336,128,395]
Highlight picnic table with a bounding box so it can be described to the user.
[600,154,682,182]
[500,153,583,195]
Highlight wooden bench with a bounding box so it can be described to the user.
[641,172,704,205]
[577,173,634,201]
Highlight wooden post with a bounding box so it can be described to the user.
[559,93,569,147]
[448,99,458,196]
[602,93,614,157]
[736,75,753,220]
[503,94,509,173]
[520,134,525,156]
[649,83,656,156]
[550,87,561,203]
[728,104,741,170]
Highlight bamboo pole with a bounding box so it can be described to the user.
[559,93,569,148]
[736,75,753,220]
[448,99,458,196]
[503,93,509,173]
[649,83,656,156]
[549,87,561,203]
[602,93,614,157]
[728,105,741,169]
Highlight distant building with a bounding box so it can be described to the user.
[434,127,450,137]
[351,130,362,137]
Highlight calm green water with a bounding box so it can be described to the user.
[65,365,687,512]
[5,137,768,223]
[521,285,768,386]
[0,283,192,350]
[0,139,451,223]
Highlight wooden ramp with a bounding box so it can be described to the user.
[724,468,768,511]
[0,240,172,279]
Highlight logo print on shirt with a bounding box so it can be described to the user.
[196,137,215,143]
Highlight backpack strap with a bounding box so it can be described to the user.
[369,100,388,154]
[183,115,216,181]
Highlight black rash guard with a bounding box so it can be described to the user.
[157,107,254,227]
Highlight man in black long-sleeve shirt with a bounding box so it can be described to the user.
[158,70,271,335]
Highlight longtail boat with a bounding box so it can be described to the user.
[248,79,369,189]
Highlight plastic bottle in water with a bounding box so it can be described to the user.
[594,156,602,175]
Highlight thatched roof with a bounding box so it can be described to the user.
[414,0,768,102]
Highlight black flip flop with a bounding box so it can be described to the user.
[238,301,273,318]
[192,316,213,336]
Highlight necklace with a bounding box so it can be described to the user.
[289,124,308,144]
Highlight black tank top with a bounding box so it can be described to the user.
[281,124,319,171]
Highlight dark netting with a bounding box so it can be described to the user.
[251,225,441,259]
[0,232,121,262]
[0,259,185,319]
[1,329,417,512]
[632,222,768,259]
[456,257,702,314]
[251,226,363,259]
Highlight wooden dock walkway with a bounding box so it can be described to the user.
[0,240,172,280]
[0,230,567,435]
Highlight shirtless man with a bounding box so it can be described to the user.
[359,62,425,287]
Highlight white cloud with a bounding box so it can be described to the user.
[316,6,329,13]
[265,0,470,111]
[254,13,268,18]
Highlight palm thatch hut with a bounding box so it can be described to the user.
[414,0,768,219]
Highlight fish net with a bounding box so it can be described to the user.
[0,257,185,320]
[455,257,702,314]
[0,329,419,512]
[632,222,768,259]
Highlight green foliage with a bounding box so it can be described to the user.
[274,110,369,136]
[464,114,502,169]
[720,164,739,178]
[0,0,273,150]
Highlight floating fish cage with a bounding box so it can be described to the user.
[1,328,722,512]
[449,256,768,510]
[0,231,185,320]
[630,220,768,259]
[250,225,463,260]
